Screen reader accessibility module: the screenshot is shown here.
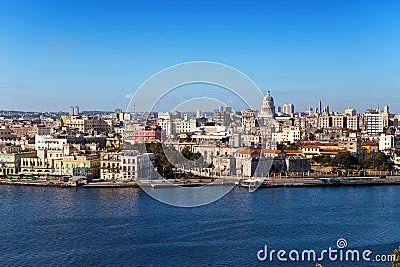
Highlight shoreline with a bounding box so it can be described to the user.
[2,176,400,189]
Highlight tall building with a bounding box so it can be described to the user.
[196,109,202,118]
[73,106,79,116]
[318,100,322,115]
[323,105,330,115]
[282,103,295,116]
[365,109,384,135]
[241,109,258,133]
[345,107,357,116]
[69,106,79,116]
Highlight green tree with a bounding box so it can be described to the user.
[181,146,201,161]
[311,155,332,166]
[363,151,393,170]
[282,142,301,150]
[331,152,359,169]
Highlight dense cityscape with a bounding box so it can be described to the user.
[1,91,399,187]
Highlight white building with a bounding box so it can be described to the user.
[121,150,154,180]
[282,103,294,116]
[100,152,122,180]
[174,119,197,134]
[35,135,68,151]
[379,134,394,151]
[157,119,175,138]
[272,127,301,144]
[365,109,385,135]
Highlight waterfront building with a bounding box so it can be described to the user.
[53,155,100,179]
[0,152,36,177]
[100,152,122,180]
[20,154,54,175]
[234,149,281,177]
[121,150,154,180]
[302,143,349,159]
[214,154,236,176]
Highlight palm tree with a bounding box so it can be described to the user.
[393,246,400,267]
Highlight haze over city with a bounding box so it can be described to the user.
[1,0,400,112]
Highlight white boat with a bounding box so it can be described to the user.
[238,178,264,188]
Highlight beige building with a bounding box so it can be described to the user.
[0,152,36,176]
[61,115,113,134]
[54,155,100,179]
[346,115,359,131]
[0,125,15,140]
[100,152,122,180]
[272,126,301,144]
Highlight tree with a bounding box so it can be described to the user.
[282,142,301,150]
[392,246,400,267]
[331,152,359,169]
[311,155,332,166]
[363,151,394,171]
[181,146,201,161]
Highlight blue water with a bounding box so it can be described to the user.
[0,185,399,267]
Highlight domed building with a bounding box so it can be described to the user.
[259,90,276,121]
[258,90,277,149]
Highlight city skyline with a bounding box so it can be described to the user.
[1,1,400,112]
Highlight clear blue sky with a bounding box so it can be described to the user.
[1,0,400,113]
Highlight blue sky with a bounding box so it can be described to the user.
[1,0,400,113]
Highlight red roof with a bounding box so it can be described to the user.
[236,149,280,155]
[284,150,303,154]
[362,142,379,146]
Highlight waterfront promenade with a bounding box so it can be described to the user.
[2,174,400,189]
